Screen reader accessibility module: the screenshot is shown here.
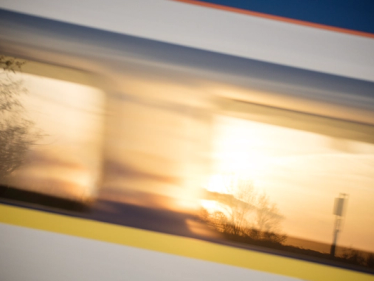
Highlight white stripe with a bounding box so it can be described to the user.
[0,223,301,281]
[0,0,373,82]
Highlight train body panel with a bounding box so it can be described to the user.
[1,2,374,280]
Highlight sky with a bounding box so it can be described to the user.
[208,115,374,252]
[7,71,105,201]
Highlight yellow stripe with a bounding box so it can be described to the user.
[0,203,373,281]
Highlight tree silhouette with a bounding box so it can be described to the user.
[341,248,367,266]
[0,56,38,182]
[254,193,285,242]
[201,174,286,243]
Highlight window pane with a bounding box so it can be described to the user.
[0,57,105,204]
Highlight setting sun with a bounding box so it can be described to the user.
[211,116,272,183]
[204,174,228,194]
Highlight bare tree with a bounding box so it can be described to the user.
[342,248,366,266]
[201,174,286,243]
[254,193,285,242]
[222,176,256,236]
[0,56,38,182]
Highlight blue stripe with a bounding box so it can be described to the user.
[197,0,374,34]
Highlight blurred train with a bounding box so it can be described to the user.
[1,2,374,281]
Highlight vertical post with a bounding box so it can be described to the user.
[330,216,341,257]
[330,193,347,257]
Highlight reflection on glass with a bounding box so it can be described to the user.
[1,55,374,272]
[199,114,374,267]
[0,58,105,204]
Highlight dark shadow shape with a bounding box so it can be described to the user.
[0,185,90,212]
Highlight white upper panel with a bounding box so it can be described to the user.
[0,0,374,82]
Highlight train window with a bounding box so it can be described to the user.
[0,56,105,208]
[1,52,373,273]
[199,99,374,270]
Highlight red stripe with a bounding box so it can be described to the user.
[173,0,374,39]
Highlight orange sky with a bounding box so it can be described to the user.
[8,71,105,200]
[209,115,374,252]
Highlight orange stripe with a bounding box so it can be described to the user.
[173,0,374,39]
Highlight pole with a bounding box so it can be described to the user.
[330,216,341,257]
[330,193,347,257]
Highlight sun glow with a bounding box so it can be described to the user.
[200,199,229,216]
[200,115,274,214]
[212,117,273,184]
[205,174,228,194]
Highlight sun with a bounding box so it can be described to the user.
[205,174,228,194]
[200,117,272,214]
[212,117,271,184]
